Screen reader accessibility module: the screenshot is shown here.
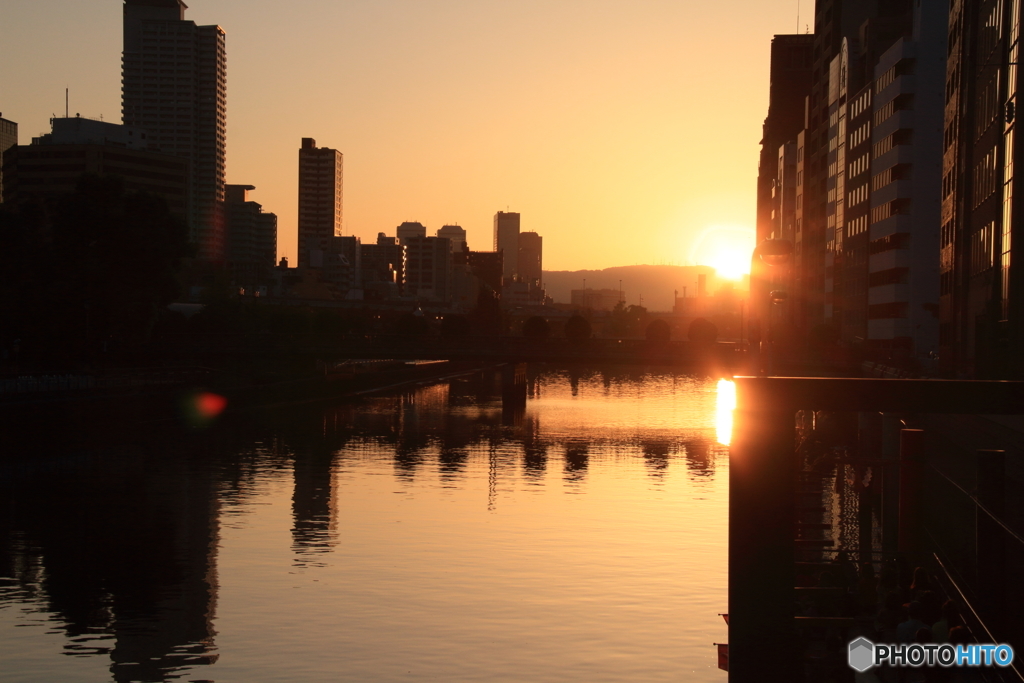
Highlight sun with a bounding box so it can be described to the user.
[689,225,755,281]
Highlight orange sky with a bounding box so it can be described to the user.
[3,0,810,271]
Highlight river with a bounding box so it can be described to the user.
[0,366,732,682]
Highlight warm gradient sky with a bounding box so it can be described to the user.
[3,0,811,272]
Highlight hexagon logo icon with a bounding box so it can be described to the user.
[848,637,875,672]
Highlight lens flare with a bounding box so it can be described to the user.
[715,379,735,446]
[181,390,228,428]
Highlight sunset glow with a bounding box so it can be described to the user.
[715,379,736,447]
[690,225,756,281]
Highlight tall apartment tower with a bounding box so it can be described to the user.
[494,211,520,282]
[0,115,17,203]
[122,0,227,262]
[297,138,343,269]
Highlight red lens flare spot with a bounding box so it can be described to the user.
[195,392,227,418]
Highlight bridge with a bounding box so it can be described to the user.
[153,333,747,369]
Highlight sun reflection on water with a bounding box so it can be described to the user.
[715,379,736,446]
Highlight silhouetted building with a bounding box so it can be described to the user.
[397,221,427,242]
[494,211,520,282]
[571,288,623,311]
[224,184,277,291]
[404,235,452,302]
[324,235,361,296]
[940,0,1024,378]
[454,246,503,293]
[361,233,406,299]
[1,121,188,214]
[122,0,227,261]
[437,224,466,252]
[298,138,343,270]
[0,115,18,202]
[518,231,543,285]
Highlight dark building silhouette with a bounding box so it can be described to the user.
[454,246,503,293]
[0,114,17,203]
[361,233,406,299]
[298,138,343,270]
[517,231,543,285]
[494,211,520,283]
[1,117,188,213]
[940,0,1024,378]
[403,235,452,302]
[122,0,227,262]
[224,184,277,291]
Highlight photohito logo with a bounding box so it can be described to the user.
[848,637,1015,672]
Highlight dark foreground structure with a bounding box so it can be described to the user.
[730,377,1024,681]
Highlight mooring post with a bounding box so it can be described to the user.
[898,429,926,556]
[730,378,796,680]
[976,449,1006,634]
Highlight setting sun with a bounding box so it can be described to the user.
[689,225,755,281]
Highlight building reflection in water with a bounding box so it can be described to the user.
[0,366,726,681]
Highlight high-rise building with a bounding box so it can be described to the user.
[297,138,343,270]
[517,231,543,285]
[122,0,227,262]
[437,224,466,252]
[397,221,426,242]
[494,211,520,282]
[361,233,406,299]
[2,118,188,213]
[404,236,452,302]
[941,0,1024,378]
[225,184,277,289]
[0,114,18,202]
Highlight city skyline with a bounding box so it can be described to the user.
[1,0,808,272]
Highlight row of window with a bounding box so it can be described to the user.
[870,198,912,224]
[971,221,998,275]
[848,184,869,208]
[973,147,1000,207]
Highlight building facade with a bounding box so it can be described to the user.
[404,236,452,302]
[297,138,343,270]
[224,184,277,291]
[0,115,18,202]
[437,224,466,252]
[517,231,543,285]
[122,0,227,261]
[494,211,520,282]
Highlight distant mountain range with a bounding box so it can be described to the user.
[542,265,743,312]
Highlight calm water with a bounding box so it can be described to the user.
[0,367,731,682]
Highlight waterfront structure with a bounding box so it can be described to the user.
[0,115,18,202]
[403,235,452,302]
[298,138,343,270]
[1,120,188,214]
[494,211,520,283]
[941,0,1024,378]
[436,224,466,252]
[224,184,277,290]
[517,231,543,285]
[122,0,227,261]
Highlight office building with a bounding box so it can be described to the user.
[1,118,188,213]
[397,221,426,242]
[518,231,543,285]
[361,233,406,299]
[404,236,452,302]
[494,211,520,282]
[225,184,277,290]
[0,115,18,202]
[122,0,227,261]
[298,138,343,270]
[437,224,466,252]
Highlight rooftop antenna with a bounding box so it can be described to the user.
[65,88,68,118]
[796,0,799,34]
